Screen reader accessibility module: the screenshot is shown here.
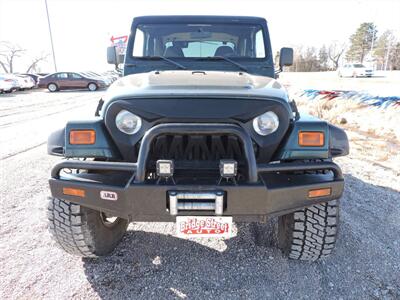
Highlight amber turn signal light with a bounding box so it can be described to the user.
[63,187,85,197]
[298,131,324,147]
[69,130,96,145]
[308,188,331,198]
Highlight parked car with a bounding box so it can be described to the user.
[36,73,49,77]
[11,75,24,90]
[104,70,121,82]
[81,71,111,86]
[0,76,14,93]
[20,73,42,86]
[15,75,35,90]
[38,72,107,92]
[3,74,22,91]
[0,74,18,93]
[338,63,373,77]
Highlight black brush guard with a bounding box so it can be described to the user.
[49,123,344,221]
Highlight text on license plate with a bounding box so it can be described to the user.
[176,216,233,238]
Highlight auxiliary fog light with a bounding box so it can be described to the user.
[219,159,238,178]
[156,160,174,178]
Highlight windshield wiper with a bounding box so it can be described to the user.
[139,56,187,70]
[198,56,248,72]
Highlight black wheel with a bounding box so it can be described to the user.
[278,200,339,261]
[47,83,58,92]
[47,197,129,257]
[88,82,98,91]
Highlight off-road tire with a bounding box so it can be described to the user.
[47,197,129,257]
[278,199,339,261]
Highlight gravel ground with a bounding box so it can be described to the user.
[0,82,399,299]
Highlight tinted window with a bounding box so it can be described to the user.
[132,23,267,58]
[56,73,68,79]
[70,73,83,79]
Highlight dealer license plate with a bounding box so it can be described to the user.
[176,216,233,238]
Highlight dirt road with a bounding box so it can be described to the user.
[0,87,399,299]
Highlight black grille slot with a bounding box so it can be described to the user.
[148,134,246,168]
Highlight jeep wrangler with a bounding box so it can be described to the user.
[47,16,348,261]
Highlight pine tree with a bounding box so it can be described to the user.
[346,22,377,63]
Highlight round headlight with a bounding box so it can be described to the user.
[253,111,279,136]
[115,110,142,135]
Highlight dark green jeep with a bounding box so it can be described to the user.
[47,16,348,261]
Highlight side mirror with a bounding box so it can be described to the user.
[107,46,117,65]
[279,47,293,69]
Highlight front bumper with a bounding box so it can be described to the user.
[49,123,344,222]
[50,166,344,221]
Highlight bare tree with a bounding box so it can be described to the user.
[328,42,346,70]
[319,45,329,71]
[303,47,319,71]
[0,41,49,73]
[0,42,26,73]
[289,46,320,72]
[26,53,50,73]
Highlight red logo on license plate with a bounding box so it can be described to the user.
[176,216,232,238]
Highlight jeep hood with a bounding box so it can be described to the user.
[104,70,289,102]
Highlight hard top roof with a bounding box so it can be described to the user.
[132,15,267,27]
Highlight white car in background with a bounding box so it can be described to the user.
[15,75,35,90]
[338,63,374,77]
[0,75,18,93]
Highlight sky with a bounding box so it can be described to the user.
[0,0,399,73]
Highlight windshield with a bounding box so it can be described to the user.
[353,64,365,68]
[132,23,267,58]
